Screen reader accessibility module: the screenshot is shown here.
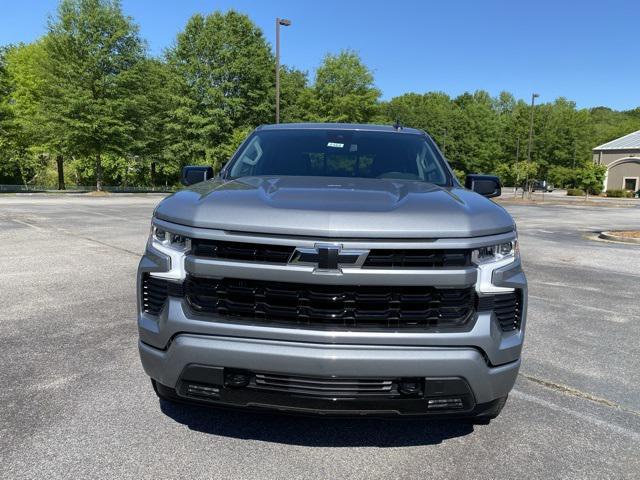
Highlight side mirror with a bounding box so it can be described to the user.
[181,166,214,186]
[465,174,501,198]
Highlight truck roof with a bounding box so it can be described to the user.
[256,122,425,135]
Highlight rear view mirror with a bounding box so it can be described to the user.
[181,166,214,186]
[465,174,501,198]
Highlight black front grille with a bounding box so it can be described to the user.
[184,276,475,330]
[142,274,168,315]
[253,373,396,397]
[191,240,295,263]
[191,239,471,269]
[363,249,471,268]
[477,291,522,331]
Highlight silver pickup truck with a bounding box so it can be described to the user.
[137,123,527,421]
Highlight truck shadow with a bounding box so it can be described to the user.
[159,400,475,447]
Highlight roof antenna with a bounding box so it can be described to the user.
[393,119,403,131]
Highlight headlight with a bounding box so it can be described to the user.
[148,224,191,280]
[150,226,190,252]
[472,240,518,265]
[473,238,519,294]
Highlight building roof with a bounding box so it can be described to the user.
[258,123,424,135]
[593,130,640,151]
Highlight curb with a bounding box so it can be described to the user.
[598,231,640,244]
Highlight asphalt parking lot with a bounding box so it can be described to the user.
[1,194,639,479]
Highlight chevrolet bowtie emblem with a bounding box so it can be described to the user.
[289,243,369,272]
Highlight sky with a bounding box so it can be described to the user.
[1,0,638,110]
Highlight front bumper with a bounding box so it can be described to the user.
[137,225,527,415]
[139,334,520,413]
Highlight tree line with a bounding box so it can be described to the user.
[1,0,638,191]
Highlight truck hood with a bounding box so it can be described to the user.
[154,176,515,238]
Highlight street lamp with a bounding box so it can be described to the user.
[275,17,292,124]
[525,92,539,197]
[514,136,520,197]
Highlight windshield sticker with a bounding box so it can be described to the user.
[327,142,344,148]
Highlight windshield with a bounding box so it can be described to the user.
[227,129,450,185]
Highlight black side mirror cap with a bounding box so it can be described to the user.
[181,166,214,186]
[465,174,501,198]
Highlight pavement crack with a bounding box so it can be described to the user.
[520,373,640,417]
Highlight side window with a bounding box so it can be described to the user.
[230,137,263,177]
[416,144,445,184]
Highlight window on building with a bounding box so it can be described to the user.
[623,178,638,191]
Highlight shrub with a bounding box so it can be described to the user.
[567,188,585,196]
[575,164,606,196]
[606,189,634,198]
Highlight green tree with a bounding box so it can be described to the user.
[0,45,17,182]
[0,45,11,127]
[131,58,177,186]
[165,10,273,172]
[39,0,148,190]
[449,90,502,174]
[547,165,577,188]
[313,50,380,123]
[5,41,70,188]
[0,44,48,186]
[383,92,453,151]
[576,163,606,198]
[278,66,313,123]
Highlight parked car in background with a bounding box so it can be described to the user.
[137,123,527,422]
[529,180,554,192]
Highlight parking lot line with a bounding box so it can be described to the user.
[511,389,640,441]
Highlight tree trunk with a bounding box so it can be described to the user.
[96,153,103,191]
[150,162,157,188]
[56,155,65,190]
[18,163,28,188]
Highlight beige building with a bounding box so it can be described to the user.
[593,130,640,192]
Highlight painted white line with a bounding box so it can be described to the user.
[511,389,640,441]
[528,294,628,319]
[77,208,132,222]
[530,281,602,292]
[10,218,43,230]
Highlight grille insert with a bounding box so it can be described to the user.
[253,373,395,397]
[142,274,168,315]
[191,239,472,269]
[192,240,295,264]
[363,249,471,268]
[477,291,522,331]
[185,276,475,330]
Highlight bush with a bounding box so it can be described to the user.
[567,188,585,196]
[606,189,634,198]
[590,184,604,195]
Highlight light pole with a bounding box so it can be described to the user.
[525,93,539,197]
[514,136,520,197]
[275,17,291,124]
